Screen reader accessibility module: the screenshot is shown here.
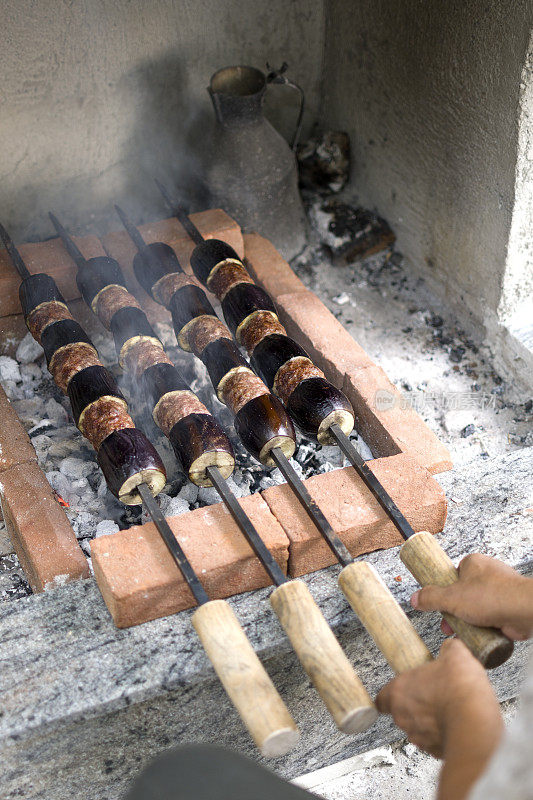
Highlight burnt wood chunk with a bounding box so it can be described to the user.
[287,377,354,443]
[201,337,250,394]
[141,362,191,411]
[190,238,241,285]
[97,428,166,504]
[109,306,159,361]
[234,394,296,466]
[169,413,235,487]
[76,256,126,307]
[250,333,309,389]
[133,241,183,297]
[221,283,278,338]
[19,273,66,318]
[67,365,126,426]
[41,319,95,367]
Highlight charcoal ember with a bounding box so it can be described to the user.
[59,457,96,480]
[308,198,395,264]
[197,486,220,505]
[297,131,350,195]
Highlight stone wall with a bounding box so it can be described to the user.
[320,0,533,392]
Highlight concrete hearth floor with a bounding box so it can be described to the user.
[0,242,531,800]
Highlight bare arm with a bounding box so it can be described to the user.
[377,556,532,800]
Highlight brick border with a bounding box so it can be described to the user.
[0,213,450,616]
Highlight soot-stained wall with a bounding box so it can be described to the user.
[320,0,533,387]
[1,0,325,241]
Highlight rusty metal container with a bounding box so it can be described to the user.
[204,65,307,260]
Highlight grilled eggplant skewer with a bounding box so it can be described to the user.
[0,223,166,505]
[115,205,435,678]
[51,214,379,738]
[163,191,514,671]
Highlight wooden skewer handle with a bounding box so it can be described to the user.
[338,562,433,674]
[400,531,514,669]
[269,580,378,734]
[192,599,299,757]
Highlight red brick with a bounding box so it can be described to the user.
[0,235,105,318]
[275,290,374,386]
[0,315,28,357]
[0,385,37,474]
[261,454,447,577]
[343,366,453,473]
[243,233,308,298]
[91,493,289,628]
[102,210,243,326]
[0,462,89,591]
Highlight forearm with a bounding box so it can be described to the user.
[438,700,504,800]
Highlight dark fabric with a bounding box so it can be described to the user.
[124,744,315,800]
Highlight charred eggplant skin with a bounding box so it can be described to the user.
[96,427,166,500]
[141,362,191,409]
[76,256,126,306]
[190,239,241,285]
[41,319,95,365]
[201,337,249,390]
[287,377,353,438]
[250,333,309,389]
[221,283,277,336]
[67,364,125,425]
[234,394,295,463]
[169,412,234,475]
[168,284,218,333]
[132,241,183,297]
[109,306,159,355]
[19,274,66,317]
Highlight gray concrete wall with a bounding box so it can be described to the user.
[320,0,533,389]
[0,0,325,241]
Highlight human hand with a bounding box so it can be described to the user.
[376,638,502,759]
[411,554,533,641]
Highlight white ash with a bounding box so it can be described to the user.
[16,332,44,364]
[0,355,21,384]
[0,315,369,603]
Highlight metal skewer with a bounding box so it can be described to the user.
[52,212,378,735]
[0,222,31,280]
[158,189,515,670]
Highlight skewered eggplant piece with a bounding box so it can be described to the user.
[114,206,296,467]
[49,215,234,488]
[163,193,515,672]
[51,214,379,743]
[1,223,166,505]
[186,239,354,444]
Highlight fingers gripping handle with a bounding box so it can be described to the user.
[192,600,299,757]
[269,580,377,734]
[400,532,514,669]
[338,562,433,674]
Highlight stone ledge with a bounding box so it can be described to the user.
[0,448,530,800]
